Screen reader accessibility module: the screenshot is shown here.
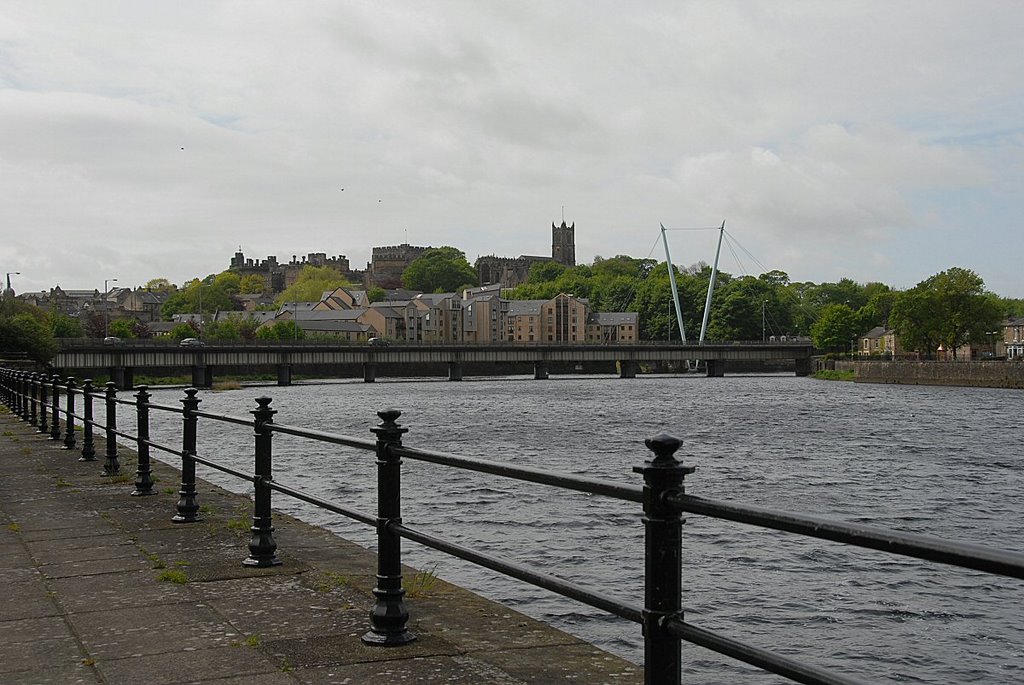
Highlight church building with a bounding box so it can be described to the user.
[475,220,576,288]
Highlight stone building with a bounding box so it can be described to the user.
[475,220,577,288]
[368,243,430,289]
[229,251,364,293]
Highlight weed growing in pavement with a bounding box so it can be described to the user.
[157,569,188,584]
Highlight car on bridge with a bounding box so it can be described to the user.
[179,338,204,347]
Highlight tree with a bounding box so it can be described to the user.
[402,247,477,293]
[80,311,106,338]
[239,274,266,294]
[860,288,896,330]
[891,268,1002,360]
[144,278,175,293]
[810,304,862,353]
[169,322,199,340]
[527,261,567,284]
[161,277,237,320]
[758,270,791,287]
[108,319,138,339]
[366,286,387,303]
[213,271,241,295]
[48,311,83,338]
[0,311,57,363]
[930,268,1002,359]
[631,262,705,341]
[257,320,304,341]
[707,277,775,341]
[275,266,351,305]
[203,318,242,341]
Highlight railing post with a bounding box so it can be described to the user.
[28,373,38,426]
[23,371,32,420]
[362,408,416,646]
[62,377,77,450]
[172,387,202,523]
[79,379,97,462]
[49,375,62,441]
[131,386,156,496]
[244,396,281,567]
[101,382,120,476]
[37,373,49,435]
[17,371,27,420]
[634,433,693,685]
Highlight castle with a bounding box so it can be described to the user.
[229,252,363,293]
[229,220,576,293]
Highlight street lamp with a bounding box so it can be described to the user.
[197,281,203,340]
[762,300,768,343]
[103,278,118,338]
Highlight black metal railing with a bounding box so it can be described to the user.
[1,366,1022,685]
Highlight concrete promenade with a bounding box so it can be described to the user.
[0,409,642,684]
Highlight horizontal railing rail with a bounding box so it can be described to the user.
[671,493,1024,579]
[392,444,644,501]
[2,366,1021,685]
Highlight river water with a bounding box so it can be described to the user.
[134,374,1023,684]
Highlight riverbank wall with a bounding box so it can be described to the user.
[827,360,1024,389]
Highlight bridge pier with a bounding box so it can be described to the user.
[534,362,549,380]
[448,362,463,381]
[794,356,811,377]
[277,364,292,386]
[191,365,213,389]
[363,363,376,383]
[618,360,637,379]
[109,366,134,391]
[705,360,725,377]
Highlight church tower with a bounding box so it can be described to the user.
[551,220,576,267]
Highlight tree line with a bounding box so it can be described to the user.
[508,257,1022,357]
[2,247,1021,361]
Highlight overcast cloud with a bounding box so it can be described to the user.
[2,1,1022,296]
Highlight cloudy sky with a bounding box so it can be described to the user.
[2,2,1022,297]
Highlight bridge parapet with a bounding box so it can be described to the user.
[53,341,816,387]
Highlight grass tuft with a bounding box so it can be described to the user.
[406,564,440,598]
[157,569,188,585]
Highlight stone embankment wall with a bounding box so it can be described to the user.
[852,361,1024,389]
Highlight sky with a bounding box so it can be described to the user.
[2,2,1023,298]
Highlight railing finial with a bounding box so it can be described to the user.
[644,433,682,465]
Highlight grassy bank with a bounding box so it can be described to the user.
[812,369,856,381]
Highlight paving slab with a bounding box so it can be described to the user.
[0,632,86,678]
[93,645,284,685]
[69,603,243,659]
[49,568,194,613]
[291,654,529,685]
[187,575,368,640]
[0,663,100,685]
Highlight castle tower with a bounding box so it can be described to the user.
[552,220,576,267]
